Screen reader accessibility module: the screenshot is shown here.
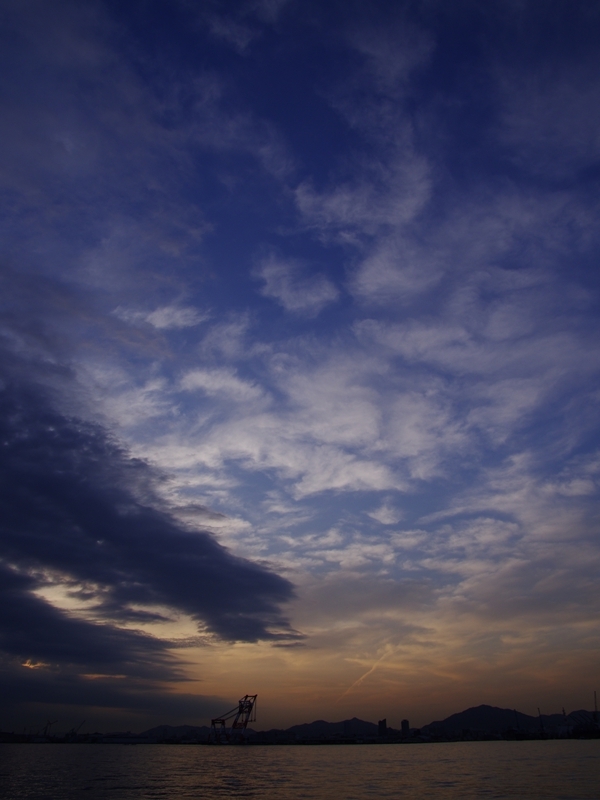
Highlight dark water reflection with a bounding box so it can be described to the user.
[1,741,599,799]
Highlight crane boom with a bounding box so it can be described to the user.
[210,694,257,743]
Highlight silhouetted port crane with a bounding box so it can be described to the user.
[65,721,85,742]
[210,694,257,744]
[41,720,57,739]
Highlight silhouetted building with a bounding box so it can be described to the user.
[401,719,410,738]
[378,719,387,737]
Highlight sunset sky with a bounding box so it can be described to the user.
[2,0,600,733]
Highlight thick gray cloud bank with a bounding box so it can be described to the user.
[0,372,293,639]
[0,354,296,725]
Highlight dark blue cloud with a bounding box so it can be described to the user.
[0,346,298,728]
[0,360,296,638]
[0,566,172,673]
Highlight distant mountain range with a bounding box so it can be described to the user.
[420,704,595,734]
[138,724,213,741]
[258,717,379,740]
[136,716,380,741]
[136,705,597,741]
[5,703,596,744]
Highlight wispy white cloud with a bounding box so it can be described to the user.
[206,15,258,53]
[199,0,292,53]
[367,501,404,526]
[295,148,431,241]
[348,19,434,96]
[115,304,209,330]
[199,315,252,360]
[496,65,600,179]
[181,367,265,403]
[350,234,443,302]
[254,255,339,316]
[250,0,291,24]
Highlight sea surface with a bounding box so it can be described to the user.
[1,741,599,799]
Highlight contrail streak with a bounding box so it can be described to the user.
[336,649,391,702]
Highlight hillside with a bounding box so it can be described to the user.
[421,704,590,735]
[132,706,597,741]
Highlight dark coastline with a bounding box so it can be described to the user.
[2,703,599,745]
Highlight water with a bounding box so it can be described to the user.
[1,741,599,799]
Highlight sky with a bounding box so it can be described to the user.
[1,0,600,733]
